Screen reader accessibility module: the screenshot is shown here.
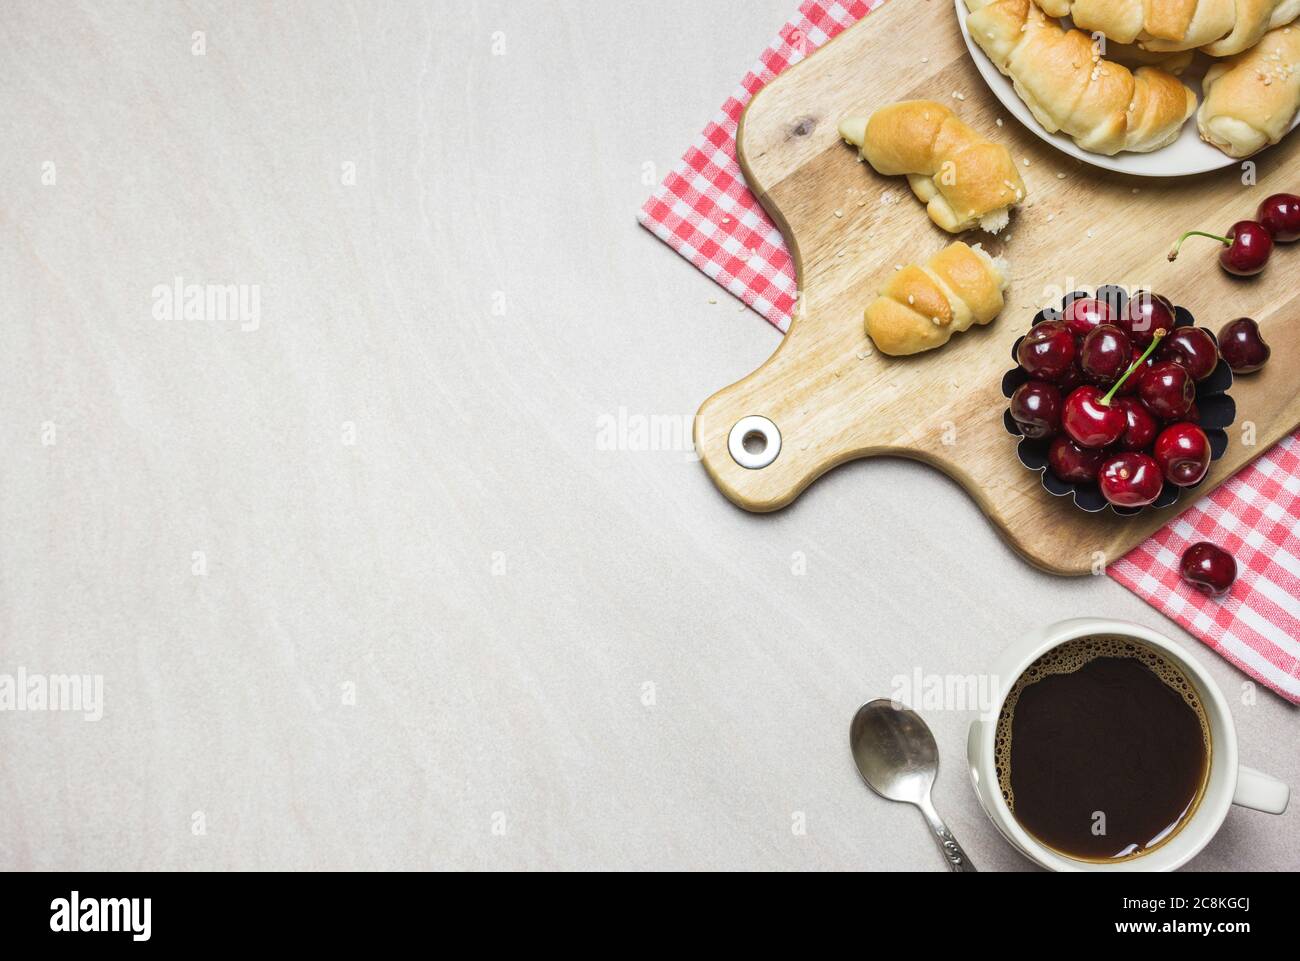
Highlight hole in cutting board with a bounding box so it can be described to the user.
[728,415,782,470]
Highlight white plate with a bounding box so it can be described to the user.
[954,0,1299,177]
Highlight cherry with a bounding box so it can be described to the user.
[1169,221,1273,276]
[1119,291,1175,347]
[1221,222,1274,274]
[1080,324,1132,383]
[1062,297,1114,336]
[1113,396,1159,451]
[1010,380,1062,439]
[1048,435,1105,483]
[1257,193,1300,242]
[1180,542,1237,597]
[1099,452,1164,508]
[1218,317,1270,373]
[1154,422,1211,487]
[1139,361,1195,420]
[1155,326,1219,382]
[1017,320,1076,380]
[1062,385,1126,448]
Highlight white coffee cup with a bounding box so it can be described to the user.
[967,618,1290,871]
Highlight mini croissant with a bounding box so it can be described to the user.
[864,242,1009,356]
[839,100,1026,234]
[965,0,1198,155]
[1199,25,1300,156]
[1036,0,1300,57]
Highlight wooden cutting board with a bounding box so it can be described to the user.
[693,0,1300,576]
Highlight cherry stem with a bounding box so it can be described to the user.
[1168,230,1231,262]
[1100,329,1167,407]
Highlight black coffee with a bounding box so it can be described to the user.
[995,636,1210,862]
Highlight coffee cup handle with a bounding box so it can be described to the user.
[1233,765,1290,814]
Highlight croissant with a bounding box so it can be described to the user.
[1198,25,1300,156]
[965,0,1198,154]
[839,101,1026,234]
[1035,0,1300,56]
[864,242,1009,356]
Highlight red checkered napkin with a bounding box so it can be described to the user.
[640,0,1300,703]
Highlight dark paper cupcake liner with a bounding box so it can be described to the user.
[1002,289,1235,516]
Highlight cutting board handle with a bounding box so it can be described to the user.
[694,306,901,512]
[693,285,1026,519]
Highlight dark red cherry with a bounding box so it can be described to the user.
[1256,193,1300,243]
[1062,297,1114,336]
[1180,542,1237,597]
[1098,452,1164,508]
[1010,380,1062,439]
[1113,396,1159,451]
[1170,222,1273,276]
[1062,385,1126,448]
[1222,221,1274,275]
[1017,321,1076,380]
[1080,324,1132,383]
[1154,422,1211,487]
[1048,435,1105,484]
[1218,317,1270,373]
[1139,361,1195,420]
[1155,326,1219,382]
[1120,291,1176,347]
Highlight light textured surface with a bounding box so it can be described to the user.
[1,0,1295,871]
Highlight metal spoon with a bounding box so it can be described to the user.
[850,699,977,872]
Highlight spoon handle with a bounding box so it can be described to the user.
[919,798,977,872]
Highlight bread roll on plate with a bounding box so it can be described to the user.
[1198,25,1300,156]
[964,0,1198,155]
[839,100,1026,234]
[865,242,1009,356]
[1035,0,1300,56]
